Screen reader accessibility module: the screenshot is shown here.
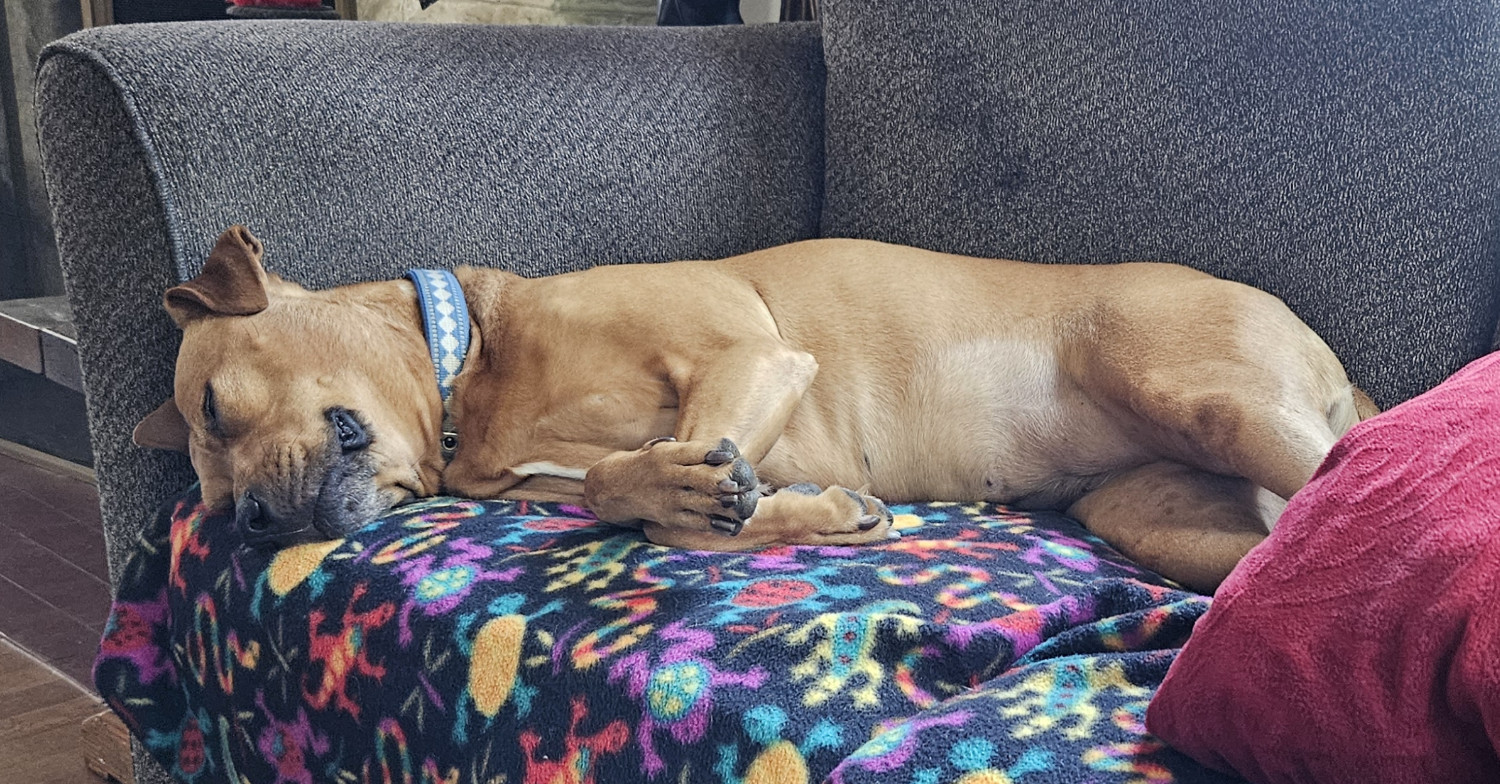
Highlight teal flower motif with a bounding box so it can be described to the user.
[646,661,710,722]
[415,565,475,603]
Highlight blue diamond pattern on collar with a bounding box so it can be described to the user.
[406,269,471,405]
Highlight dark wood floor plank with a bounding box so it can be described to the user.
[0,577,102,684]
[0,637,107,783]
[0,531,110,627]
[0,445,112,691]
[0,441,120,781]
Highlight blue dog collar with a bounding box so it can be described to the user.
[406,269,471,460]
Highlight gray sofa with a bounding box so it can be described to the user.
[35,2,1500,782]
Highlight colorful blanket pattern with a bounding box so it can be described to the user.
[96,488,1243,784]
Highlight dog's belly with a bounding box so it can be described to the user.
[759,337,1150,508]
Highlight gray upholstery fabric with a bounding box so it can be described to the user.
[36,55,198,586]
[43,20,827,289]
[36,54,198,784]
[820,0,1500,409]
[37,17,826,572]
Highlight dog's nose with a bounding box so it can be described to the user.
[236,490,287,545]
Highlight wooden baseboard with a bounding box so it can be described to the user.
[81,709,134,784]
[0,438,95,485]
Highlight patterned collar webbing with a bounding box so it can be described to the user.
[406,269,470,460]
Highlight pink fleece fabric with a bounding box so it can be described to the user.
[1146,351,1500,784]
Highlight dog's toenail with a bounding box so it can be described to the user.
[705,438,740,465]
[718,477,741,492]
[710,516,744,536]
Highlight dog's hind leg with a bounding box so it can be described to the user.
[1072,275,1369,504]
[1067,461,1274,594]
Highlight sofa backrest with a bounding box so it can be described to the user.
[820,0,1500,409]
[36,20,828,577]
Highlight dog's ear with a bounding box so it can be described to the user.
[134,398,190,453]
[163,225,270,326]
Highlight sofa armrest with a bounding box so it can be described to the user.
[35,19,827,587]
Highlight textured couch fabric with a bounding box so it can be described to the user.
[37,18,827,584]
[820,0,1500,410]
[38,23,825,782]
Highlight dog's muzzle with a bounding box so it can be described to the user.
[236,408,380,548]
[235,490,287,543]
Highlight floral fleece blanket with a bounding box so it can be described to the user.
[96,487,1244,784]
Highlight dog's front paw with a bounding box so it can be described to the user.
[697,438,762,534]
[583,437,764,535]
[636,481,896,551]
[783,483,896,544]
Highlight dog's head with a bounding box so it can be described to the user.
[135,226,445,547]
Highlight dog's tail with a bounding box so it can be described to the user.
[1351,386,1380,421]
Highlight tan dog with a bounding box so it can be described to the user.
[136,226,1375,592]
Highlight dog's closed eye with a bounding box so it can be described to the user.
[202,382,224,437]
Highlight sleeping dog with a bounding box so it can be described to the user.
[135,226,1374,592]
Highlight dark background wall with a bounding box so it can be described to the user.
[0,0,227,303]
[1,0,79,299]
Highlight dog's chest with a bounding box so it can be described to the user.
[534,388,679,449]
[448,366,678,489]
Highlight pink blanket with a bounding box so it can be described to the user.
[1147,351,1500,783]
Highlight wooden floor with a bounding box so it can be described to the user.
[0,443,111,686]
[0,440,122,782]
[0,636,105,783]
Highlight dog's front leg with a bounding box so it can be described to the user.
[583,341,895,549]
[583,341,814,533]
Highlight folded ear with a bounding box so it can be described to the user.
[134,398,190,453]
[164,225,270,326]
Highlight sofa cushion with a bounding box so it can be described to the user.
[95,493,1242,783]
[1145,350,1500,783]
[818,0,1500,408]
